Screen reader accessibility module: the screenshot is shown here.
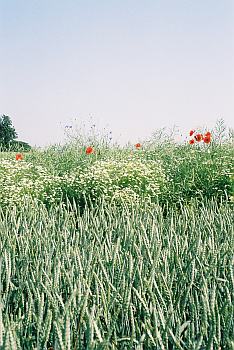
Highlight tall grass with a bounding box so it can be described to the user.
[0,197,233,349]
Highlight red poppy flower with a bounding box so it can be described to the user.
[194,133,203,142]
[189,130,195,136]
[135,143,141,149]
[204,131,211,137]
[85,146,94,154]
[189,139,195,145]
[203,136,211,144]
[15,153,23,160]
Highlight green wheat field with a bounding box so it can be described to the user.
[0,123,233,349]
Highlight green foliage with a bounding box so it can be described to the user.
[9,140,32,151]
[0,115,18,150]
[26,144,88,176]
[158,143,234,205]
[0,115,31,151]
[0,139,233,210]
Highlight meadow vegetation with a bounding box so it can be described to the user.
[0,120,233,349]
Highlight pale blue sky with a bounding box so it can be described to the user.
[0,0,233,147]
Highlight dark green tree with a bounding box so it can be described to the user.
[0,115,31,151]
[0,115,18,150]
